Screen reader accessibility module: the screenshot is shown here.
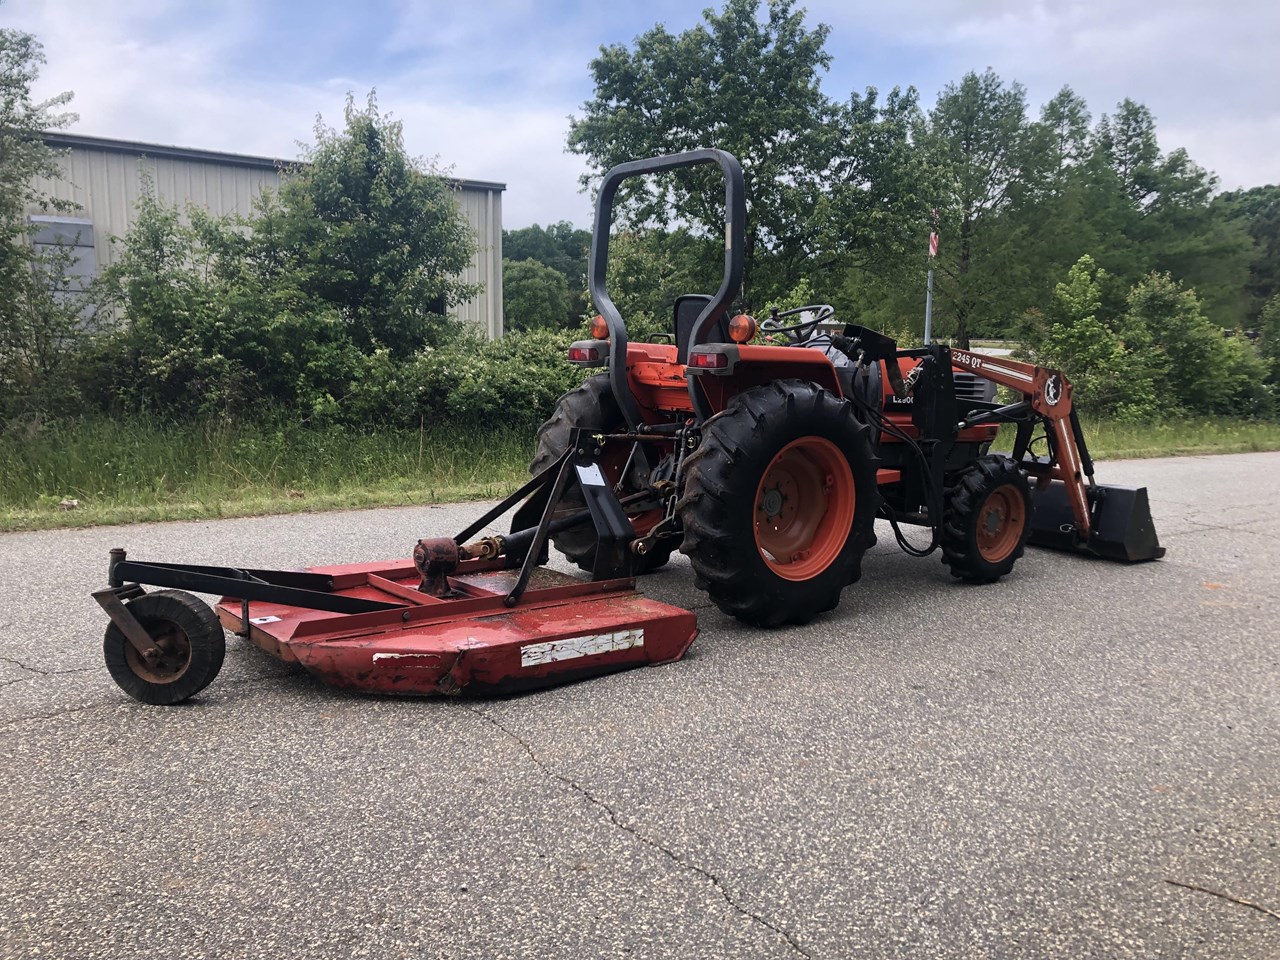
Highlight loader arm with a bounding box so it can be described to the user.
[948,349,1093,541]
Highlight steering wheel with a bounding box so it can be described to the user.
[760,304,836,342]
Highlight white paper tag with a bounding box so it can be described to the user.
[576,462,607,487]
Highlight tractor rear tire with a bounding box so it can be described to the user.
[530,375,677,574]
[677,380,879,627]
[941,455,1032,583]
[103,589,226,705]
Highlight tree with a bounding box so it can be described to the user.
[0,18,79,415]
[1214,184,1280,322]
[590,228,723,342]
[920,69,1045,346]
[568,0,841,298]
[503,258,571,332]
[94,186,364,417]
[503,222,590,282]
[503,221,591,319]
[1259,295,1280,383]
[264,93,476,355]
[1040,87,1092,172]
[1087,99,1251,327]
[817,84,939,307]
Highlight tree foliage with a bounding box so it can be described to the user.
[1214,184,1280,321]
[92,187,358,417]
[1259,295,1280,383]
[1124,271,1272,417]
[503,221,590,287]
[90,96,478,418]
[1032,256,1157,421]
[1032,258,1273,420]
[0,19,79,417]
[920,69,1044,347]
[569,0,842,296]
[262,93,476,355]
[502,257,572,332]
[502,221,591,321]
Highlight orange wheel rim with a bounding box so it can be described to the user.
[753,437,855,581]
[976,486,1025,563]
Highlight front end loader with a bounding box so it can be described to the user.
[92,148,1162,705]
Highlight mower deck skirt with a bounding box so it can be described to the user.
[215,559,697,696]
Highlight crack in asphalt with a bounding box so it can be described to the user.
[469,705,813,960]
[0,700,115,731]
[0,656,96,678]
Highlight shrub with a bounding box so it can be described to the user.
[1032,256,1158,421]
[410,329,586,430]
[1126,271,1273,417]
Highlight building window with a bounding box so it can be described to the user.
[29,216,97,299]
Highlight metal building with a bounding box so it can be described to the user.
[29,133,505,338]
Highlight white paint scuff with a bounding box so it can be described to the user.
[520,629,645,668]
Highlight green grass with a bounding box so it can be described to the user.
[0,415,534,532]
[992,417,1280,460]
[3,414,1279,533]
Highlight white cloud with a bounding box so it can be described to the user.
[8,0,1276,239]
[810,0,1280,188]
[9,0,597,226]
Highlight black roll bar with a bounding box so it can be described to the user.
[588,149,746,426]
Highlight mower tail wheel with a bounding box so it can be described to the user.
[103,589,226,705]
[678,380,879,626]
[941,455,1032,584]
[530,374,677,574]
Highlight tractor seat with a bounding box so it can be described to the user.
[674,294,732,364]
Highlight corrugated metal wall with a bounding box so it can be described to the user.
[28,140,504,337]
[454,185,504,338]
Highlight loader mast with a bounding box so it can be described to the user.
[947,348,1094,542]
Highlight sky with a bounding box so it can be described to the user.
[9,0,1280,229]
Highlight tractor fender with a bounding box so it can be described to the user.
[685,343,844,399]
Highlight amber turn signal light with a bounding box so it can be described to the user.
[590,314,609,339]
[728,313,757,343]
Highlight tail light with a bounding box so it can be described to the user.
[567,339,610,367]
[688,351,729,369]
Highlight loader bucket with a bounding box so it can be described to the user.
[1028,480,1166,562]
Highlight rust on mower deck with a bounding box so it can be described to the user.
[214,559,696,696]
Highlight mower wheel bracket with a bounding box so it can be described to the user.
[92,586,162,660]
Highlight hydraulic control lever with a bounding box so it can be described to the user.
[831,326,909,399]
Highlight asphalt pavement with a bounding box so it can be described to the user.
[1,452,1277,959]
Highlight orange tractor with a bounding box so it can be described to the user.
[531,148,1163,627]
[92,149,1161,704]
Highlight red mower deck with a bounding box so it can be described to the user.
[214,558,697,696]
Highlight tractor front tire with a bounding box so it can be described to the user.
[530,375,677,574]
[941,455,1032,583]
[103,589,226,705]
[678,380,879,627]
